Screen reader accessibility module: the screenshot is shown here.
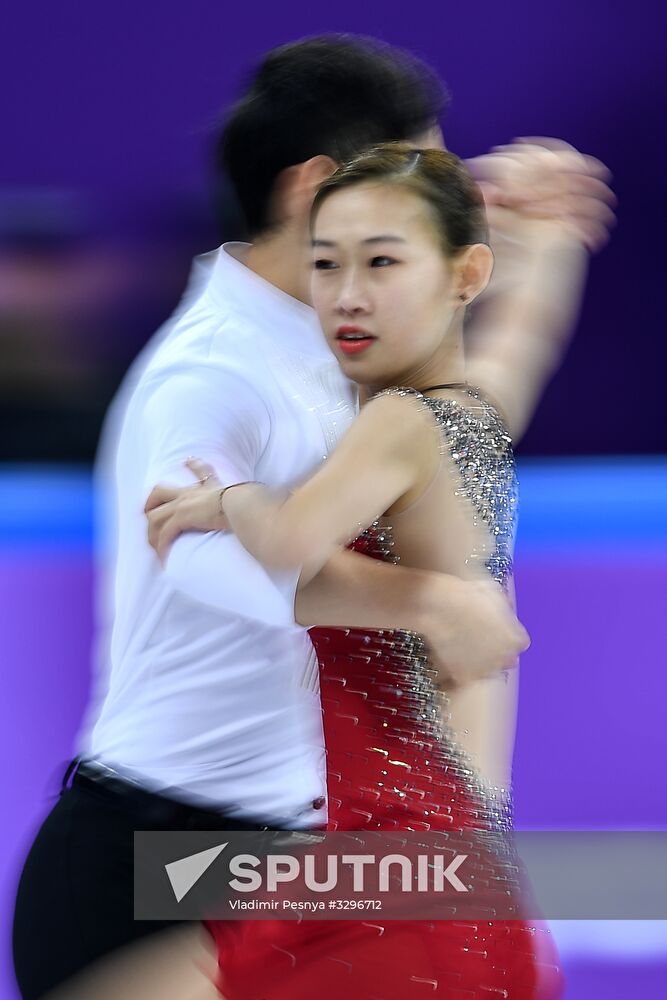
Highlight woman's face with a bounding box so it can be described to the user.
[311,182,460,388]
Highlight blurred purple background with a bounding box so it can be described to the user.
[1,3,666,999]
[1,1,665,459]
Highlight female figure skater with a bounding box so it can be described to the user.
[144,144,567,999]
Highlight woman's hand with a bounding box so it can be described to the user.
[144,459,228,563]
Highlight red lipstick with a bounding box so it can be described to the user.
[335,325,376,356]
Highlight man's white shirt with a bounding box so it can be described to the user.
[79,243,356,827]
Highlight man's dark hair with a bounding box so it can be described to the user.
[217,34,448,237]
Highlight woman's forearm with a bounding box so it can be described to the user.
[222,483,294,565]
[222,395,431,578]
[222,481,335,582]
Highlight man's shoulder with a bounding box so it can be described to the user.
[103,304,268,449]
[146,296,262,376]
[119,293,275,422]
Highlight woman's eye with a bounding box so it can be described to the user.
[314,258,338,270]
[370,256,397,267]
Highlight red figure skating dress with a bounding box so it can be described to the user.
[207,387,564,999]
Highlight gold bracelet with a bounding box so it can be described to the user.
[218,481,260,517]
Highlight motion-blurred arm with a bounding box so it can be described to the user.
[464,138,616,441]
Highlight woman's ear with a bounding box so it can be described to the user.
[270,156,338,226]
[455,243,494,305]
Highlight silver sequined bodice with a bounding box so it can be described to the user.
[377,384,518,589]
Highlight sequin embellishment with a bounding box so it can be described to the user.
[375,385,518,589]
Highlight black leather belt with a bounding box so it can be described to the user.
[65,758,273,831]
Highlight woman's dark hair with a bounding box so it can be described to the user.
[218,35,447,237]
[311,143,489,254]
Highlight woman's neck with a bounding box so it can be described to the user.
[368,318,466,398]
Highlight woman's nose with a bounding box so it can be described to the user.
[336,274,370,315]
[337,299,366,316]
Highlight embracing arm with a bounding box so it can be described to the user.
[142,376,433,623]
[144,387,529,678]
[141,368,301,627]
[296,544,529,683]
[294,542,479,630]
[220,392,437,585]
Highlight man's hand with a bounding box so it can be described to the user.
[416,576,530,686]
[463,138,616,443]
[468,136,616,255]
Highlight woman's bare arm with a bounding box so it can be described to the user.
[199,392,438,585]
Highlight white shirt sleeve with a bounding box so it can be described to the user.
[140,366,301,627]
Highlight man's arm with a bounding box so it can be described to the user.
[142,370,528,680]
[465,138,616,442]
[465,214,590,442]
[140,367,301,628]
[296,547,529,683]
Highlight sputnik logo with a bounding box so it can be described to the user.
[165,843,228,902]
